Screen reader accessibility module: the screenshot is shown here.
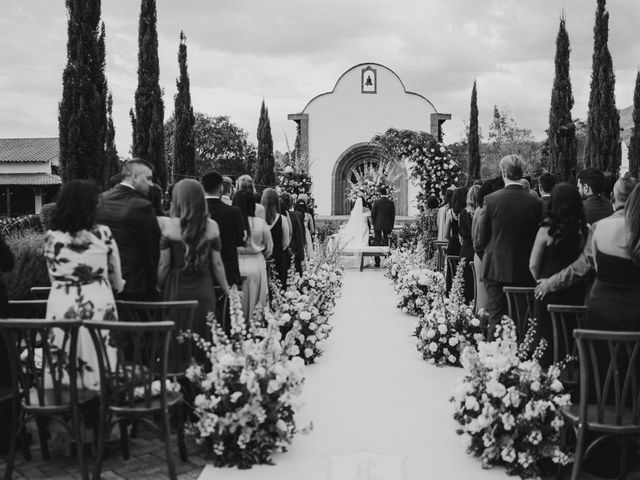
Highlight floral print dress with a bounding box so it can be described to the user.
[44,225,125,390]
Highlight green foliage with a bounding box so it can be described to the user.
[132,0,166,187]
[58,0,108,188]
[3,230,49,300]
[585,0,621,174]
[173,31,196,182]
[629,71,640,178]
[468,81,481,181]
[315,220,340,245]
[165,113,255,179]
[548,15,578,182]
[255,100,276,191]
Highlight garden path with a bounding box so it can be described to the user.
[198,268,509,480]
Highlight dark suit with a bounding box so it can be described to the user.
[206,197,243,286]
[583,194,613,225]
[478,184,542,331]
[95,184,160,300]
[371,196,395,266]
[289,210,306,274]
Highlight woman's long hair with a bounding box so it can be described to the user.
[50,180,99,234]
[170,179,210,273]
[232,189,255,243]
[626,183,640,264]
[261,188,280,225]
[451,187,468,216]
[466,185,481,214]
[546,182,587,249]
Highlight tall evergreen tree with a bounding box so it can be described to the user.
[58,0,108,186]
[104,92,120,184]
[628,70,640,178]
[173,31,196,183]
[131,0,166,187]
[254,100,275,191]
[584,0,621,174]
[548,14,577,181]
[467,80,481,182]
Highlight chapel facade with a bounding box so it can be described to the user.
[289,63,450,216]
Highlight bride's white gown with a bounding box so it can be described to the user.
[329,198,372,268]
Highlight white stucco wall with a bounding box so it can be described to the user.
[301,63,438,215]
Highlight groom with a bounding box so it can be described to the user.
[371,188,395,267]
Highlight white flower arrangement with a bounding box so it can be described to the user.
[184,287,306,468]
[451,317,573,478]
[346,161,398,206]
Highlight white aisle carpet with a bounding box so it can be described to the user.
[199,268,509,480]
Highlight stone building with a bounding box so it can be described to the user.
[289,63,450,216]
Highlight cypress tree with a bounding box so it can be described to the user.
[467,80,481,182]
[254,100,275,191]
[629,70,640,178]
[104,92,120,185]
[173,31,196,182]
[131,0,166,187]
[548,14,577,181]
[584,0,621,174]
[58,0,108,185]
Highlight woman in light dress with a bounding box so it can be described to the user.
[233,190,273,320]
[329,197,371,267]
[44,180,125,390]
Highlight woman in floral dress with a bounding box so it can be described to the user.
[44,180,125,390]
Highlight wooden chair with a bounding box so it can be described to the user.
[445,255,460,293]
[84,320,186,480]
[502,286,535,343]
[434,241,448,272]
[559,330,640,480]
[29,287,51,300]
[547,305,587,393]
[0,319,93,480]
[7,300,47,318]
[213,286,229,332]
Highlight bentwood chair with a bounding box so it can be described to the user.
[434,241,448,272]
[7,300,47,318]
[502,286,535,343]
[84,320,186,480]
[445,255,460,293]
[0,319,93,480]
[559,330,640,480]
[548,305,587,395]
[29,287,51,300]
[469,261,478,313]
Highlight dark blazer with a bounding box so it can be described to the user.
[583,195,613,225]
[95,184,160,297]
[541,195,551,217]
[288,210,306,260]
[478,184,542,285]
[371,197,396,232]
[206,197,243,286]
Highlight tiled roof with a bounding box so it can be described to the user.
[0,173,62,186]
[0,138,59,164]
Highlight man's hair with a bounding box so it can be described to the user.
[577,168,605,195]
[613,176,637,204]
[499,154,525,181]
[201,170,224,194]
[426,195,439,209]
[222,176,233,196]
[539,172,556,194]
[379,187,388,196]
[122,157,153,177]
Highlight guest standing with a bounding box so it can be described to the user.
[236,175,266,220]
[95,159,160,301]
[262,188,291,287]
[528,183,587,365]
[157,180,230,338]
[577,168,613,225]
[437,187,454,241]
[201,171,244,288]
[221,176,234,206]
[538,172,556,216]
[459,185,479,304]
[282,192,304,274]
[371,187,396,268]
[477,155,542,337]
[44,180,125,390]
[444,188,466,255]
[294,199,313,258]
[233,190,273,320]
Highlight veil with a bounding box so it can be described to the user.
[333,197,370,252]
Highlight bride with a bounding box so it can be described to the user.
[329,197,372,266]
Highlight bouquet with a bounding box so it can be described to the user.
[185,288,306,468]
[451,317,573,478]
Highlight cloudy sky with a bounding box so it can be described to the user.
[1,0,638,156]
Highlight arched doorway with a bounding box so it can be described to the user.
[331,143,408,215]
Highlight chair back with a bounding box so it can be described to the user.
[7,300,47,318]
[116,300,198,378]
[434,241,447,272]
[469,261,478,313]
[213,287,229,332]
[548,304,587,364]
[574,329,640,426]
[30,286,51,300]
[84,320,174,411]
[0,319,81,409]
[503,286,535,343]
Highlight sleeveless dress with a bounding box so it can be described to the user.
[270,215,287,288]
[44,225,124,390]
[238,217,272,321]
[458,210,475,304]
[446,214,461,255]
[161,237,220,339]
[533,234,585,366]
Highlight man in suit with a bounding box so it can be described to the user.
[577,168,613,225]
[95,158,160,301]
[371,188,395,267]
[477,154,542,336]
[538,172,556,215]
[201,170,244,287]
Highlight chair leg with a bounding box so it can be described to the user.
[570,424,587,480]
[161,407,177,480]
[35,417,50,460]
[618,436,629,480]
[92,409,108,480]
[4,414,22,480]
[556,424,568,480]
[174,403,187,462]
[130,419,139,439]
[119,419,130,460]
[72,407,89,480]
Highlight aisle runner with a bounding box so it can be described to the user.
[199,269,508,480]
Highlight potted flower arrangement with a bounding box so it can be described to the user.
[451,317,573,478]
[185,288,306,468]
[346,162,398,206]
[393,264,444,317]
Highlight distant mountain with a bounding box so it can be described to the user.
[620,105,633,144]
